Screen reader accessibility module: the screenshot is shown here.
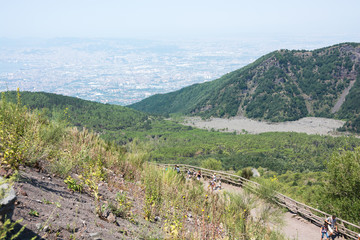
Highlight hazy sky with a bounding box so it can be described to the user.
[1,0,360,40]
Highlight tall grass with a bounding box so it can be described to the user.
[0,92,143,181]
[142,165,287,239]
[0,94,287,239]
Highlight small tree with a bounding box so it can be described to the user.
[240,167,253,180]
[327,147,360,198]
[201,158,222,170]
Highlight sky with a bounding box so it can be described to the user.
[1,0,360,41]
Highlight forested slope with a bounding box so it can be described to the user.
[4,91,360,174]
[130,43,360,131]
[2,91,165,143]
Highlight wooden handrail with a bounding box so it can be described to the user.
[151,162,360,239]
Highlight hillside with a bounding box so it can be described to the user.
[0,97,290,240]
[2,91,177,143]
[3,91,150,130]
[129,43,360,131]
[3,91,360,174]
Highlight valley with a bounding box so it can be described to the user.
[2,42,360,239]
[182,116,346,136]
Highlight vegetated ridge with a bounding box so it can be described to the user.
[4,91,360,174]
[0,96,289,239]
[129,42,360,132]
[2,91,163,143]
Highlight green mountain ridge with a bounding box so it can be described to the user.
[129,42,360,132]
[2,91,162,143]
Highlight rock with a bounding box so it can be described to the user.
[251,168,261,177]
[80,218,86,226]
[19,189,28,196]
[119,229,128,235]
[107,213,116,223]
[154,216,161,222]
[35,223,42,230]
[0,177,17,221]
[89,232,102,240]
[0,168,14,178]
[43,225,49,232]
[0,168,7,177]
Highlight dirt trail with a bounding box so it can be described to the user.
[207,181,345,240]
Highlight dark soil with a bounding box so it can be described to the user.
[10,166,163,240]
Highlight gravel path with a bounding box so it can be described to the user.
[211,181,345,240]
[183,116,345,136]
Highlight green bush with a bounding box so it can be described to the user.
[239,167,253,180]
[201,158,223,170]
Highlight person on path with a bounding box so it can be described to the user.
[320,222,329,240]
[187,169,192,178]
[217,176,222,190]
[175,165,180,174]
[210,180,215,191]
[325,215,338,239]
[197,170,201,180]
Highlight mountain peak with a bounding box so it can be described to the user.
[129,43,360,132]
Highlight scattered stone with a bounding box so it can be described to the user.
[89,232,99,237]
[35,223,42,230]
[42,177,45,180]
[89,232,102,239]
[43,225,49,232]
[0,168,14,178]
[19,189,28,196]
[80,219,86,226]
[0,177,17,221]
[0,168,7,177]
[107,213,116,223]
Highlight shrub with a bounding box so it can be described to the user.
[240,167,253,180]
[201,158,223,170]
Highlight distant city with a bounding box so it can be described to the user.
[0,37,344,105]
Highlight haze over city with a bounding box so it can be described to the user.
[1,0,359,104]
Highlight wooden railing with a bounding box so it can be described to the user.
[151,163,360,239]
